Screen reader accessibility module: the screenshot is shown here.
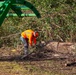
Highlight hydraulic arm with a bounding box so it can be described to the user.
[0,0,41,26]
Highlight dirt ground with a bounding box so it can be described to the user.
[0,41,76,75]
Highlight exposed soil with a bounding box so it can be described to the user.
[0,41,76,75]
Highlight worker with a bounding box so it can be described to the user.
[20,29,39,58]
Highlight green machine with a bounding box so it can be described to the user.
[0,0,41,26]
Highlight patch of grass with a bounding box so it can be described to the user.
[0,60,75,75]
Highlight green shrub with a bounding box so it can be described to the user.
[0,0,76,47]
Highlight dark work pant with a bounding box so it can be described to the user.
[20,36,28,55]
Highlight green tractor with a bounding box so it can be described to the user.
[0,0,41,26]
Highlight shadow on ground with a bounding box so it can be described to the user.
[0,48,76,65]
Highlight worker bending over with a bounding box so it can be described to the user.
[20,29,39,58]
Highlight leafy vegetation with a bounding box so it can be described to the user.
[0,0,76,47]
[0,1,76,75]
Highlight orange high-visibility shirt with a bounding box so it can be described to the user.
[21,29,36,46]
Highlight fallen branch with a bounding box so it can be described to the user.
[0,32,20,39]
[65,62,76,66]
